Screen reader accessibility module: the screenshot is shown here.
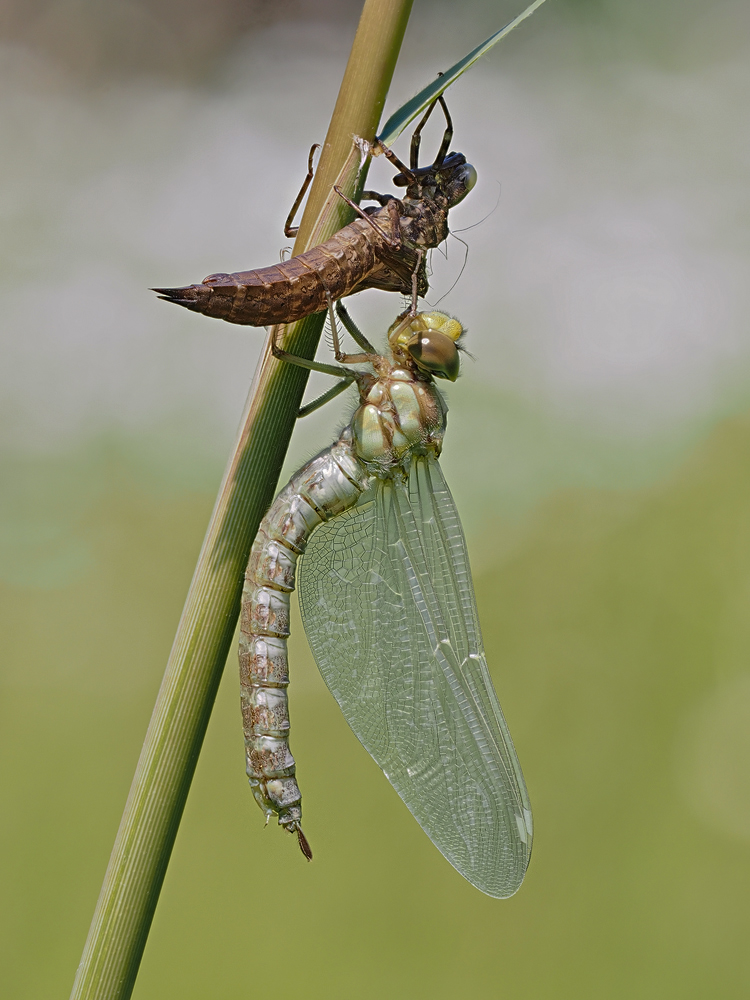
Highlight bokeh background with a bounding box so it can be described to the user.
[3,0,750,995]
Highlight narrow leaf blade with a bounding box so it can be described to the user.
[377,0,549,148]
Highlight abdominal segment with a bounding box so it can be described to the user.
[239,440,369,855]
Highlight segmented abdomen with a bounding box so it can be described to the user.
[167,219,395,327]
[239,438,370,851]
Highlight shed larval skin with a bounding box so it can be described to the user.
[154,135,476,326]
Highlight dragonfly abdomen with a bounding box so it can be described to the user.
[240,440,370,857]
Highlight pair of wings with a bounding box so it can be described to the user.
[298,455,532,898]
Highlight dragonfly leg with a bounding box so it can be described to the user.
[410,249,425,315]
[360,190,396,207]
[374,138,417,185]
[271,323,351,379]
[296,295,364,417]
[410,96,440,170]
[432,94,453,169]
[297,375,354,418]
[333,187,401,249]
[284,143,320,238]
[408,90,452,172]
[326,291,377,365]
[335,300,378,354]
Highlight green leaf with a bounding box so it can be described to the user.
[377,0,549,148]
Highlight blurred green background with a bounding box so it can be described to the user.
[3,0,750,996]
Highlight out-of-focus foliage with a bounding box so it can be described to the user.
[4,416,750,997]
[0,0,362,83]
[3,0,750,996]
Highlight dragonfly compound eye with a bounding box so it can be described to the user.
[388,310,463,348]
[407,332,460,382]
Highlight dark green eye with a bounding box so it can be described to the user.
[407,332,460,381]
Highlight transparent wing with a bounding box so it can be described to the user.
[299,455,532,897]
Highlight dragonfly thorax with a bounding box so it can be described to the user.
[348,310,464,469]
[343,312,461,470]
[352,368,446,469]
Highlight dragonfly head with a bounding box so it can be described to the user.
[388,311,463,382]
[392,151,476,209]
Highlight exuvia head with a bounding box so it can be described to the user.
[388,311,463,382]
[392,151,477,208]
[443,158,477,207]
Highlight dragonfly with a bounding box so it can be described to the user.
[153,97,476,327]
[241,298,532,897]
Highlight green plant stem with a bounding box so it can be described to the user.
[69,3,413,998]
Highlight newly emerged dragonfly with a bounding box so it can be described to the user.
[242,299,532,897]
[154,98,476,327]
